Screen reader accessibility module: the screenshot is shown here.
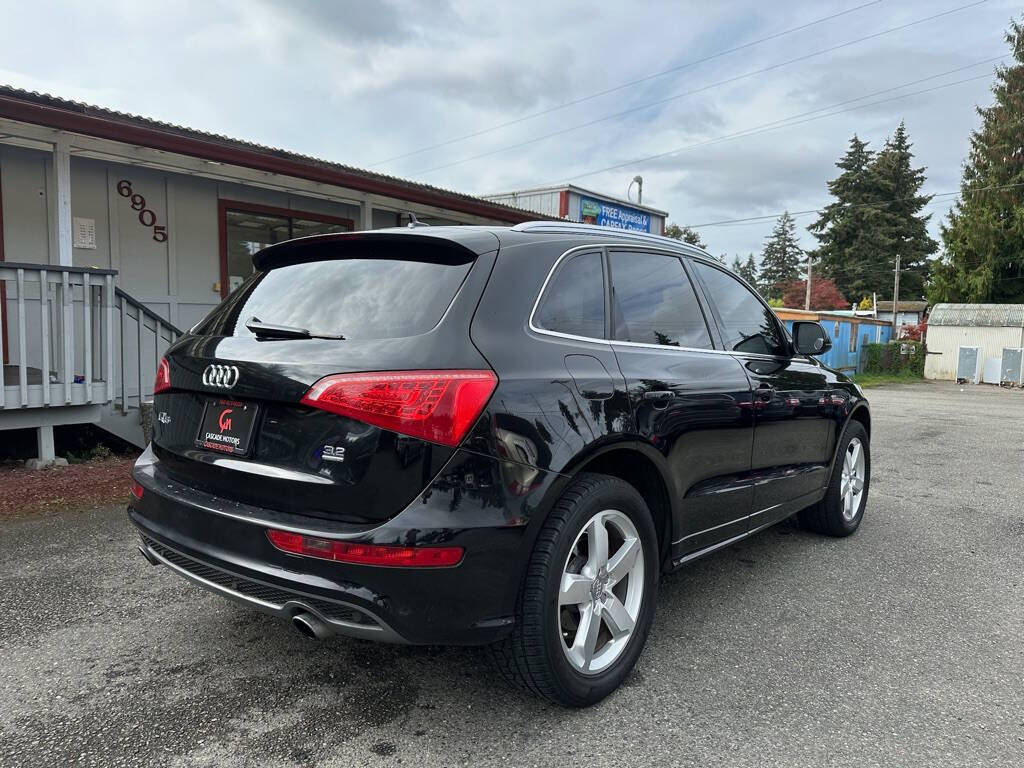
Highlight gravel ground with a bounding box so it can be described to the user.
[1,380,1022,767]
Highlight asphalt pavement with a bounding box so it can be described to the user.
[2,380,1022,767]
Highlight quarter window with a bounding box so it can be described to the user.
[534,251,605,339]
[691,262,787,356]
[608,251,712,349]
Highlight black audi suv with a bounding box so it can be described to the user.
[129,222,870,707]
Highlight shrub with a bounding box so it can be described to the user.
[861,341,925,377]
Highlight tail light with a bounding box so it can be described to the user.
[130,482,144,500]
[300,370,497,447]
[267,529,463,567]
[153,357,171,395]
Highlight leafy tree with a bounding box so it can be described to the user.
[739,253,758,285]
[779,277,848,310]
[870,121,936,299]
[857,295,873,310]
[931,18,1024,302]
[758,212,803,298]
[664,223,706,249]
[807,134,891,299]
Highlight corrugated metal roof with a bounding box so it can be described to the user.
[0,84,547,223]
[876,300,928,312]
[928,303,1024,327]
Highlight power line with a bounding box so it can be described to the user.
[409,0,988,176]
[366,0,887,168]
[706,192,982,229]
[685,181,1024,229]
[529,69,995,190]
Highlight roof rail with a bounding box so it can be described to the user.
[509,221,709,253]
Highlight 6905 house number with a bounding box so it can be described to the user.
[116,179,168,242]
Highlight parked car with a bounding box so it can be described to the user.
[129,222,870,707]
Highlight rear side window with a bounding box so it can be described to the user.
[691,261,787,356]
[609,251,712,349]
[199,255,473,340]
[534,251,605,339]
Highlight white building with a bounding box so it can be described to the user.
[0,86,545,460]
[483,184,667,235]
[924,303,1024,382]
[875,300,928,328]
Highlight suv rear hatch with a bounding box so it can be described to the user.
[151,231,499,526]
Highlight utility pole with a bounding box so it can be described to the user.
[804,254,813,311]
[891,253,901,336]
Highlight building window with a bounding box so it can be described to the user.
[220,200,353,296]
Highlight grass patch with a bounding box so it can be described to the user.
[849,371,923,388]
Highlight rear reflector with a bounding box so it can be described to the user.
[300,369,497,447]
[153,357,171,395]
[130,482,144,500]
[266,528,463,567]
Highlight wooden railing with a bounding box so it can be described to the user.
[0,262,116,409]
[114,286,183,414]
[0,263,183,413]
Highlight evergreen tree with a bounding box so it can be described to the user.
[739,253,758,285]
[664,223,706,249]
[807,134,890,299]
[931,19,1024,302]
[731,255,743,273]
[758,212,803,298]
[870,121,936,299]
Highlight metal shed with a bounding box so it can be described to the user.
[924,304,1024,382]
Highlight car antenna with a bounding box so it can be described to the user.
[407,212,430,228]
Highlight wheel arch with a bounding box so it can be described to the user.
[563,442,675,570]
[847,403,871,438]
[829,403,871,478]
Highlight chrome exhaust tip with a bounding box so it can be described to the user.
[138,544,160,566]
[292,611,332,640]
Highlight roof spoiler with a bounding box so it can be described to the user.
[252,230,499,271]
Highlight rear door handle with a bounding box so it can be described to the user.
[643,390,674,400]
[755,385,774,402]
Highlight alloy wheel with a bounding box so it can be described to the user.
[557,509,645,675]
[840,437,866,522]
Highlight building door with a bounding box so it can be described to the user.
[219,201,353,297]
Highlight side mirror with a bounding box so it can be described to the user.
[792,321,832,356]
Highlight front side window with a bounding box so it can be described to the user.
[692,261,787,356]
[609,251,712,349]
[534,251,605,339]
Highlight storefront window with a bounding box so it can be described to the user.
[222,204,352,294]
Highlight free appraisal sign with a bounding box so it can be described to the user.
[580,196,651,232]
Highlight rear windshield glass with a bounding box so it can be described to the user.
[198,255,473,340]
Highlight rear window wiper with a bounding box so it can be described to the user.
[245,318,345,341]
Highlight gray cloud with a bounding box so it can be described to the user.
[0,0,1016,262]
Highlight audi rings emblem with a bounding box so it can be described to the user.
[202,364,240,389]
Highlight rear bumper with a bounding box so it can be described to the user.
[129,443,554,645]
[136,532,406,642]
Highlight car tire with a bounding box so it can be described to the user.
[799,420,870,537]
[486,472,659,707]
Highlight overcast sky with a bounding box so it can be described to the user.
[0,0,1017,261]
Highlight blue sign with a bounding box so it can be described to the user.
[579,196,651,232]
